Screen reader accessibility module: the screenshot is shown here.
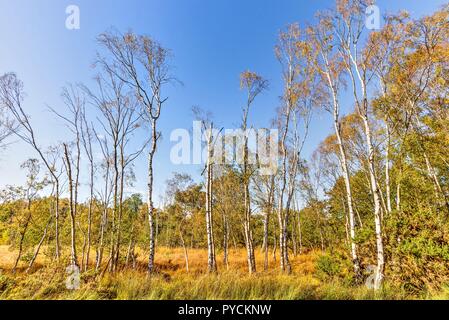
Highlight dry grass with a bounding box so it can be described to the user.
[0,245,412,300]
[0,245,18,268]
[0,245,318,276]
[150,246,318,276]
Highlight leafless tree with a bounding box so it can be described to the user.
[50,85,85,268]
[63,143,78,267]
[253,173,276,271]
[80,107,96,271]
[274,24,316,273]
[0,73,62,260]
[0,85,16,150]
[96,30,175,273]
[239,70,268,274]
[82,70,145,272]
[94,130,113,271]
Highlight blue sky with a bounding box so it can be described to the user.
[0,0,447,203]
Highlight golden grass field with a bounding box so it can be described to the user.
[0,245,445,300]
[0,245,318,275]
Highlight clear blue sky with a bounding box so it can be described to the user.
[0,0,447,203]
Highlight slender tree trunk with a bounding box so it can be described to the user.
[243,183,256,274]
[78,221,86,271]
[385,122,392,214]
[205,130,217,273]
[277,210,285,270]
[26,216,52,273]
[278,107,291,272]
[291,218,297,257]
[113,156,126,271]
[109,143,119,272]
[323,59,361,278]
[295,199,303,255]
[424,152,449,213]
[74,134,81,263]
[319,227,325,251]
[179,230,189,272]
[95,148,110,271]
[147,119,157,274]
[344,39,385,288]
[12,203,32,273]
[64,144,78,267]
[343,198,350,246]
[55,180,60,261]
[282,209,291,272]
[361,115,385,289]
[222,212,229,270]
[125,238,132,266]
[85,163,94,271]
[263,211,269,271]
[241,105,256,275]
[125,223,135,267]
[131,243,137,269]
[128,239,137,269]
[96,200,108,271]
[396,168,402,212]
[335,120,361,278]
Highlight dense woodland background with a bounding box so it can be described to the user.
[0,0,448,299]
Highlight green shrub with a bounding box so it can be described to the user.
[315,254,341,280]
[0,273,15,294]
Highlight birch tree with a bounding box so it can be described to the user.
[63,143,78,267]
[332,0,385,289]
[5,159,47,272]
[83,70,144,272]
[94,129,113,271]
[80,108,95,271]
[253,173,276,271]
[204,120,220,273]
[51,85,85,268]
[0,73,62,260]
[97,31,174,273]
[239,70,268,274]
[0,88,16,150]
[275,24,316,272]
[310,15,361,279]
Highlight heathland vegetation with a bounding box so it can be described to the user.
[0,0,448,299]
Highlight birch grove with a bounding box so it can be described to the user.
[0,2,448,297]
